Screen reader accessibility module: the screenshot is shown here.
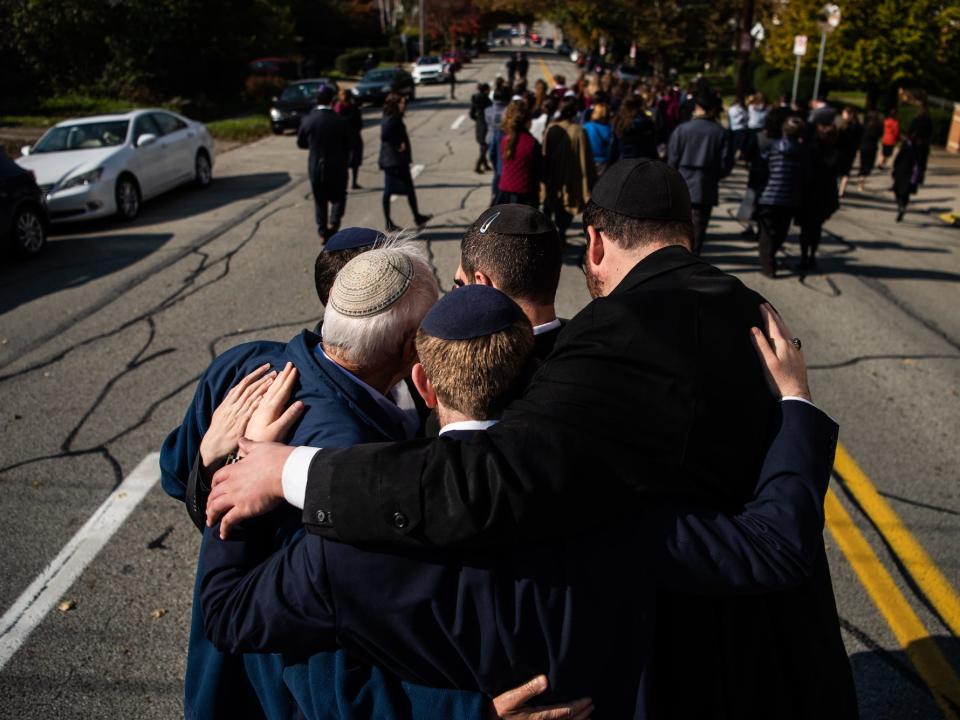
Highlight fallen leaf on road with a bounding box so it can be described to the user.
[57,600,76,613]
[31,479,42,488]
[151,608,167,620]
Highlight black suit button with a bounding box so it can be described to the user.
[316,509,328,524]
[393,512,408,529]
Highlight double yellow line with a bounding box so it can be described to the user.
[827,443,960,718]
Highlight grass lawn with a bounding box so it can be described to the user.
[206,114,272,143]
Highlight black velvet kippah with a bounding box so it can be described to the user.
[420,285,525,340]
[590,158,692,222]
[469,203,557,238]
[324,227,381,252]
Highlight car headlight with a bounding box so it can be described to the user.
[59,168,104,191]
[270,108,282,121]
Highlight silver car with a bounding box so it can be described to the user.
[16,109,215,223]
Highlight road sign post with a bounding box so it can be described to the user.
[792,35,807,105]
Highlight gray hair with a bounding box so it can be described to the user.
[322,233,438,369]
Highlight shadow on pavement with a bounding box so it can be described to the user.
[50,171,292,235]
[0,233,174,316]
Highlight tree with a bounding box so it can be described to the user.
[760,0,960,106]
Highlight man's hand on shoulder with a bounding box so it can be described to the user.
[206,438,294,539]
[750,302,811,402]
[491,675,593,720]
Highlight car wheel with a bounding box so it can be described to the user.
[115,174,141,220]
[195,151,213,187]
[409,87,416,101]
[271,124,282,135]
[11,206,46,257]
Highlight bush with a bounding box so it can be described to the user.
[244,75,286,105]
[206,115,272,143]
[752,62,815,103]
[335,47,377,76]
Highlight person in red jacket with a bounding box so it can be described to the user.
[495,100,542,208]
[878,107,900,169]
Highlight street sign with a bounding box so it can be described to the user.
[793,35,808,56]
[599,37,606,57]
[739,32,752,53]
[629,41,637,60]
[750,22,765,42]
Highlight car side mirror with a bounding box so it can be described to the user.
[20,145,31,156]
[137,134,157,148]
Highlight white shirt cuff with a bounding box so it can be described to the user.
[781,395,816,409]
[281,446,320,509]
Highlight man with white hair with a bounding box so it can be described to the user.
[161,239,509,719]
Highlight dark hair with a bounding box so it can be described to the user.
[558,97,579,121]
[782,116,805,138]
[477,82,490,92]
[493,86,512,103]
[613,95,644,135]
[554,74,566,87]
[382,92,405,117]
[886,107,898,119]
[461,225,562,305]
[541,96,559,118]
[581,201,693,251]
[316,84,336,106]
[314,247,368,305]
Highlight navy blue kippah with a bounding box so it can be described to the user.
[421,285,525,340]
[324,227,381,252]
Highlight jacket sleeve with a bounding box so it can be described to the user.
[720,128,735,178]
[297,116,310,150]
[200,523,339,655]
[667,129,680,167]
[644,400,837,594]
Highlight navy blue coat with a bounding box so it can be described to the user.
[159,330,485,720]
[201,400,837,718]
[666,117,734,207]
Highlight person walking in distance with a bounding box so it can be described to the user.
[495,101,541,207]
[582,102,613,174]
[858,111,883,191]
[485,85,511,203]
[297,83,351,242]
[756,116,808,277]
[335,88,364,190]
[909,103,934,185]
[878,107,901,170]
[541,97,596,241]
[797,108,840,272]
[667,90,734,254]
[447,59,457,100]
[470,82,493,174]
[892,132,920,222]
[378,93,431,231]
[836,107,862,198]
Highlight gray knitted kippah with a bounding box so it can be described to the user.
[329,249,414,317]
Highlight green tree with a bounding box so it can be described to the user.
[761,0,960,106]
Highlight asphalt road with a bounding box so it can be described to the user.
[0,48,957,719]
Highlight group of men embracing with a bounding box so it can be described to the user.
[160,158,858,720]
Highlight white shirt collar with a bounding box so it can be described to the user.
[532,318,561,335]
[316,104,332,111]
[439,419,499,435]
[319,348,419,439]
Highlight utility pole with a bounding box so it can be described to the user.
[419,0,425,58]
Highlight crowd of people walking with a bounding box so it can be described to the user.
[295,51,936,277]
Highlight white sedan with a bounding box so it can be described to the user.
[411,56,446,84]
[16,109,215,222]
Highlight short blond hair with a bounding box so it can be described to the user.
[415,319,534,420]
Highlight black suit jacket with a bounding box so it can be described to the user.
[300,245,856,718]
[202,402,838,717]
[667,117,734,207]
[297,108,350,195]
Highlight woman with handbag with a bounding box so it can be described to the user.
[379,93,432,231]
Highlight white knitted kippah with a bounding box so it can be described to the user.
[329,249,414,317]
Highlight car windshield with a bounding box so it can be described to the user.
[418,57,441,65]
[33,121,129,153]
[363,70,396,82]
[280,82,320,102]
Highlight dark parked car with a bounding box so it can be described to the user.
[0,148,47,257]
[353,68,415,106]
[269,78,341,134]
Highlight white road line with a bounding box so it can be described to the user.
[451,114,467,130]
[0,452,161,670]
[391,164,426,203]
